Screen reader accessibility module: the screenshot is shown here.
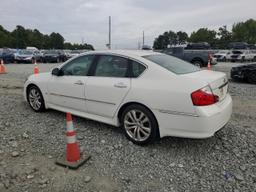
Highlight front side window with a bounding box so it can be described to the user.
[61,55,94,76]
[95,55,129,77]
[143,54,200,75]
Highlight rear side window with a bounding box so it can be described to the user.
[143,54,200,75]
[131,61,146,77]
[95,55,129,77]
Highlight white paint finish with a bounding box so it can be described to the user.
[24,50,233,139]
[85,77,131,118]
[154,95,232,138]
[47,75,88,112]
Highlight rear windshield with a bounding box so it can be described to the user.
[143,54,200,74]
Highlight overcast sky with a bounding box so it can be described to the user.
[0,0,255,49]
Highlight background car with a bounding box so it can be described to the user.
[0,48,15,63]
[227,42,249,49]
[229,50,256,62]
[42,50,67,63]
[14,49,41,63]
[69,50,81,58]
[163,47,217,67]
[213,50,231,61]
[231,63,256,84]
[24,50,232,145]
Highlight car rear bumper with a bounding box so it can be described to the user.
[153,94,232,139]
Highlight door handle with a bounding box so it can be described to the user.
[114,82,127,88]
[74,80,84,85]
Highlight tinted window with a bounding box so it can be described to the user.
[131,61,146,77]
[62,55,94,76]
[143,54,200,75]
[95,55,128,77]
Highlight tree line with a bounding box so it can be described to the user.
[0,25,94,50]
[153,19,256,49]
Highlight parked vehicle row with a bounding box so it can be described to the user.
[0,47,90,63]
[213,50,256,62]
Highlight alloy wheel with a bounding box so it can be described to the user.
[124,110,152,142]
[29,88,42,110]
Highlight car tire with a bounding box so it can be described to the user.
[121,104,159,145]
[191,59,203,68]
[27,85,46,112]
[247,72,256,84]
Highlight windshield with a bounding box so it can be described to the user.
[71,50,80,54]
[232,51,243,54]
[143,54,200,74]
[218,51,227,54]
[20,50,33,55]
[45,50,58,54]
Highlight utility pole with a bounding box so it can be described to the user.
[108,16,111,49]
[142,31,145,47]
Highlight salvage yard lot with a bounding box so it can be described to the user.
[0,62,256,192]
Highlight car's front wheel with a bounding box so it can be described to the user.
[121,104,159,145]
[27,85,45,112]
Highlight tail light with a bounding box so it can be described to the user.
[191,86,219,106]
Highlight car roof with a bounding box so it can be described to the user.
[82,50,162,58]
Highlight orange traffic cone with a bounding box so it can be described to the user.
[56,112,90,169]
[66,112,80,162]
[0,59,7,74]
[207,60,211,70]
[34,60,39,74]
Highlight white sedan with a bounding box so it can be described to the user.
[24,50,232,145]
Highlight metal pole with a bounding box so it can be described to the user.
[142,31,145,47]
[109,16,111,50]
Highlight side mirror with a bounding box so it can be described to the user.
[52,68,63,76]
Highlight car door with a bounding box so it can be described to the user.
[47,55,95,112]
[85,54,131,118]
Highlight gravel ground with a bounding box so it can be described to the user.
[0,62,256,192]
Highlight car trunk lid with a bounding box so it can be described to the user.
[181,70,228,101]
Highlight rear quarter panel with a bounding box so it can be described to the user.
[122,67,207,115]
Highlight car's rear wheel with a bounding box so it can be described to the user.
[121,104,159,145]
[27,85,45,112]
[247,72,256,84]
[191,59,203,68]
